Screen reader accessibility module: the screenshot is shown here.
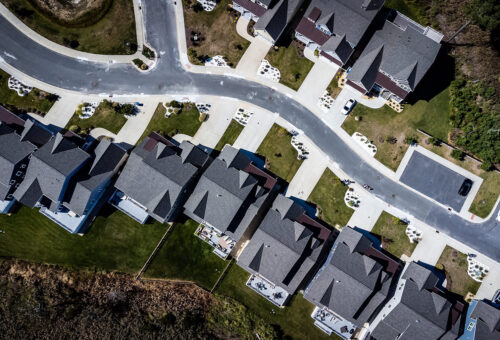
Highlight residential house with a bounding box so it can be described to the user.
[304,226,402,338]
[370,261,465,340]
[295,0,385,66]
[233,0,305,43]
[347,11,442,103]
[13,132,126,233]
[237,194,333,306]
[111,132,209,224]
[184,145,278,259]
[0,106,52,214]
[460,300,500,340]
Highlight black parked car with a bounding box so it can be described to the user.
[458,179,473,196]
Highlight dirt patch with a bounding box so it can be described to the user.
[28,0,112,27]
[0,258,217,339]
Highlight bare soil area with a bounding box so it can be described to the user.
[30,0,111,26]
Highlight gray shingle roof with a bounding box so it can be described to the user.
[470,301,500,340]
[304,227,392,326]
[371,262,462,340]
[13,133,90,206]
[237,195,328,294]
[304,0,384,45]
[115,137,208,222]
[184,146,267,241]
[321,34,354,64]
[255,0,304,42]
[19,119,52,147]
[348,18,441,93]
[0,123,36,199]
[64,139,126,216]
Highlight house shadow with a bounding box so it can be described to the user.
[404,49,456,105]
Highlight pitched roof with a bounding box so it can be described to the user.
[19,119,52,147]
[254,0,304,42]
[304,227,392,326]
[115,137,208,222]
[470,301,500,340]
[321,34,354,64]
[64,139,126,216]
[237,195,330,294]
[13,133,90,206]
[371,262,463,340]
[301,0,384,45]
[348,17,441,95]
[233,0,267,17]
[184,146,267,240]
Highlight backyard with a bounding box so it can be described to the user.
[214,119,244,151]
[436,246,481,298]
[0,205,167,273]
[183,0,250,67]
[265,41,314,91]
[0,69,57,115]
[342,87,451,171]
[0,0,137,55]
[138,102,202,143]
[215,264,337,340]
[370,211,416,259]
[143,218,227,290]
[256,124,303,182]
[308,169,354,228]
[65,100,129,135]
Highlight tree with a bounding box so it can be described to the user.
[465,0,500,31]
[451,149,465,161]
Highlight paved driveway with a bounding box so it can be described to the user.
[296,59,339,107]
[400,151,469,211]
[235,36,272,76]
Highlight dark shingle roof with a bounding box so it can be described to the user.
[13,133,90,206]
[348,18,441,94]
[115,137,208,222]
[371,262,463,340]
[304,227,392,326]
[255,0,304,42]
[470,301,500,340]
[237,195,329,294]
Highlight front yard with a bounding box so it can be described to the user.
[0,205,167,273]
[256,124,303,182]
[183,0,250,67]
[370,212,416,259]
[0,69,57,115]
[65,100,129,135]
[436,246,481,299]
[214,119,244,151]
[216,264,336,340]
[143,218,227,290]
[342,87,451,171]
[138,102,203,144]
[307,169,354,228]
[265,41,314,91]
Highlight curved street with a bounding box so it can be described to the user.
[0,0,498,261]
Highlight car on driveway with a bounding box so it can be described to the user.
[458,179,473,196]
[341,99,356,115]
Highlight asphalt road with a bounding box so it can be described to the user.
[0,0,499,261]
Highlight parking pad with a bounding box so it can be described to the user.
[400,151,469,211]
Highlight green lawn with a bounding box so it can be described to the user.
[183,0,250,67]
[1,0,137,55]
[139,102,202,144]
[308,169,354,228]
[216,264,338,340]
[144,218,227,290]
[470,171,500,218]
[214,119,244,151]
[342,87,451,171]
[265,43,314,91]
[257,124,303,182]
[0,205,167,273]
[384,0,438,29]
[436,246,481,299]
[65,101,128,135]
[0,69,56,115]
[371,212,416,259]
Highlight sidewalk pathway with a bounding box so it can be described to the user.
[235,17,254,42]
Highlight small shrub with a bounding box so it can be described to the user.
[140,63,148,71]
[169,100,182,109]
[429,137,441,146]
[199,113,207,122]
[386,136,397,144]
[314,49,319,57]
[451,149,465,161]
[68,125,80,133]
[132,58,143,68]
[481,161,493,171]
[405,135,418,145]
[142,46,155,59]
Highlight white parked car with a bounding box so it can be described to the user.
[341,99,356,115]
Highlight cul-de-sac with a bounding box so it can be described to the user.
[0,0,498,339]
